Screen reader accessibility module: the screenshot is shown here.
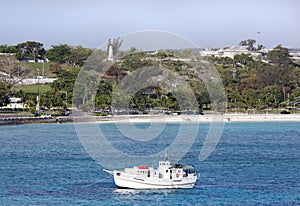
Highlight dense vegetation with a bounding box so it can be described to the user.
[0,40,300,114]
[215,46,300,112]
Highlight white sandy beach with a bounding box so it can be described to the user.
[223,113,300,122]
[90,113,300,124]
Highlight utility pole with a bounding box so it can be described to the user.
[36,69,40,112]
[257,32,261,50]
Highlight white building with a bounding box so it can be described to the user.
[21,58,49,63]
[0,53,15,56]
[289,51,300,60]
[200,45,268,59]
[19,77,57,85]
[200,45,251,58]
[1,97,28,110]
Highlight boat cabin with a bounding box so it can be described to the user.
[119,160,196,181]
[156,161,196,180]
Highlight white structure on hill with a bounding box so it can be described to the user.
[289,50,300,60]
[200,45,268,59]
[1,97,28,109]
[20,76,57,85]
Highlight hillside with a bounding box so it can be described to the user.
[1,43,300,114]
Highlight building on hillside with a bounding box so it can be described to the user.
[21,58,49,63]
[200,45,269,59]
[167,57,192,62]
[200,45,250,58]
[0,53,16,56]
[19,76,57,85]
[0,97,29,110]
[289,49,300,60]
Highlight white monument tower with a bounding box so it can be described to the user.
[107,39,114,62]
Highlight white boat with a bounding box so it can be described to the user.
[103,155,199,189]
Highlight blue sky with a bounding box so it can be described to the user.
[1,0,299,49]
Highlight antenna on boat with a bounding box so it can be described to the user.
[163,150,169,161]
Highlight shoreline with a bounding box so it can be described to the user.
[1,113,299,125]
[223,113,300,122]
[98,114,300,123]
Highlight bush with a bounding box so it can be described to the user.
[95,112,108,116]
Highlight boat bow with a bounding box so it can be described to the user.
[103,169,114,175]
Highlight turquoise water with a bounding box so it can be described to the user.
[0,122,299,205]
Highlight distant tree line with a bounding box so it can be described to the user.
[215,45,300,111]
[1,40,300,114]
[0,41,93,66]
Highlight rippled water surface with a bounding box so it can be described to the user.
[0,122,299,205]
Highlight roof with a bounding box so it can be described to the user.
[137,165,149,169]
[229,45,249,51]
[183,165,195,169]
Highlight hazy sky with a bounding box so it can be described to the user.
[1,0,299,49]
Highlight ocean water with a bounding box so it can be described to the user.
[0,122,299,205]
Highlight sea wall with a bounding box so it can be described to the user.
[0,116,73,125]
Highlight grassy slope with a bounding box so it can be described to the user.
[14,62,76,95]
[23,62,54,77]
[14,84,52,94]
[15,62,74,95]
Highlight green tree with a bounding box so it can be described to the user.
[239,39,256,51]
[0,81,9,106]
[267,45,293,67]
[119,52,147,72]
[0,55,32,87]
[241,89,260,109]
[95,81,113,109]
[69,46,93,66]
[263,85,282,108]
[219,57,234,65]
[234,54,254,65]
[16,41,45,60]
[128,46,136,54]
[257,65,286,87]
[290,88,300,101]
[0,45,17,53]
[266,45,294,100]
[45,67,80,107]
[157,50,169,59]
[226,84,241,110]
[257,44,264,51]
[46,44,71,63]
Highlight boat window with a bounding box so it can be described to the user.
[166,170,168,173]
[178,170,181,173]
[183,168,196,174]
[116,172,120,176]
[159,173,163,178]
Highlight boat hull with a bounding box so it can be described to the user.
[114,173,197,189]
